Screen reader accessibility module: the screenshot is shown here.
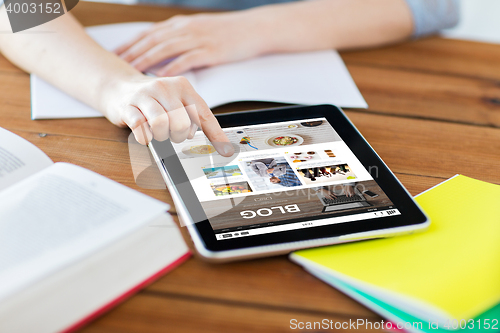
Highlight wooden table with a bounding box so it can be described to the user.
[1,2,499,332]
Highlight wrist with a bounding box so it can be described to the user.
[97,71,145,124]
[246,1,338,54]
[244,4,310,55]
[243,6,292,55]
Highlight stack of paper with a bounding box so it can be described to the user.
[291,175,500,333]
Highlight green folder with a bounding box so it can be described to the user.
[309,268,499,332]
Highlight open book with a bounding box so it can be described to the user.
[30,22,367,119]
[291,175,500,333]
[0,127,190,333]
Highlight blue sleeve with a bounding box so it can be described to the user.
[404,0,461,37]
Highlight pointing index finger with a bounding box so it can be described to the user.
[197,104,234,157]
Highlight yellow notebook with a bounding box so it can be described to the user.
[291,175,500,324]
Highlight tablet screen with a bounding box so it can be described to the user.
[171,117,400,241]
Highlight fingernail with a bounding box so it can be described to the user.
[189,123,198,137]
[134,123,153,145]
[223,143,234,156]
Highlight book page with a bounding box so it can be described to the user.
[0,162,170,303]
[0,127,53,191]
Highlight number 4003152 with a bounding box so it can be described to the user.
[443,319,498,330]
[5,2,61,14]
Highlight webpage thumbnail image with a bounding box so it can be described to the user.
[202,180,396,233]
[297,163,356,185]
[210,182,253,197]
[172,118,342,159]
[202,165,253,197]
[286,149,335,163]
[242,157,302,192]
[228,119,342,153]
[203,165,243,179]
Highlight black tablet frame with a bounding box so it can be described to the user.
[150,104,428,252]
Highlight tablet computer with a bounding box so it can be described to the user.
[149,104,429,262]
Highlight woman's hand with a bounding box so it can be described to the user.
[114,12,269,76]
[320,188,337,200]
[113,0,417,76]
[102,74,234,156]
[343,185,355,197]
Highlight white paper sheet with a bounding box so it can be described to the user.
[31,22,367,120]
[193,50,365,109]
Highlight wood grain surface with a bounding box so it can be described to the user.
[1,2,499,332]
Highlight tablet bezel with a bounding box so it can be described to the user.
[150,104,428,253]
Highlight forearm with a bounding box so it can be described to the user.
[0,9,142,114]
[0,7,234,153]
[246,0,414,53]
